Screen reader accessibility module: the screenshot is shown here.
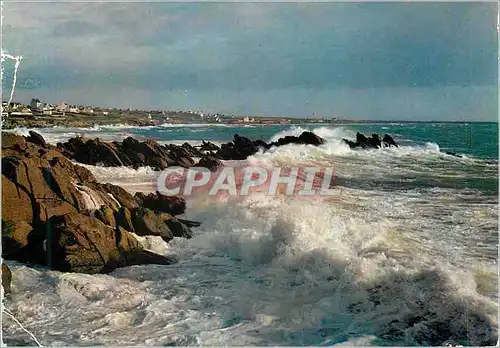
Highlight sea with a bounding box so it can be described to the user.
[3,122,498,346]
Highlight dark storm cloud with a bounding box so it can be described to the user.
[2,2,497,120]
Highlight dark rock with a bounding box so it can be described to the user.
[383,134,398,148]
[59,136,196,170]
[115,206,135,232]
[298,131,325,146]
[181,142,204,157]
[177,218,202,228]
[216,134,268,160]
[26,131,47,148]
[2,264,12,293]
[196,155,223,172]
[160,213,193,239]
[343,132,398,150]
[199,141,220,152]
[135,192,186,216]
[215,131,324,160]
[124,249,176,266]
[130,207,173,242]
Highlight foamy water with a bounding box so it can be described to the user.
[3,124,498,346]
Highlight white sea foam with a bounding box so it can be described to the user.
[3,189,497,345]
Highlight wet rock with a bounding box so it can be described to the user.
[269,131,325,148]
[216,134,268,160]
[180,142,204,157]
[2,264,12,293]
[199,141,220,152]
[59,136,196,170]
[26,131,47,148]
[215,131,324,160]
[134,192,186,216]
[343,132,398,149]
[130,207,173,242]
[383,134,398,148]
[196,155,223,172]
[160,213,193,239]
[177,218,201,228]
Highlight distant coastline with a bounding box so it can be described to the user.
[1,99,495,130]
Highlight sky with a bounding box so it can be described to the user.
[1,2,498,121]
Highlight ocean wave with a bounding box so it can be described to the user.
[4,189,497,345]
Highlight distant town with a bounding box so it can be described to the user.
[1,98,343,129]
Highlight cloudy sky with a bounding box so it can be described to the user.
[2,2,498,120]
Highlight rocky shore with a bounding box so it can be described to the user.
[2,129,397,290]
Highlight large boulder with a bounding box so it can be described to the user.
[42,211,174,273]
[298,131,325,146]
[216,134,268,160]
[268,131,325,148]
[1,132,198,274]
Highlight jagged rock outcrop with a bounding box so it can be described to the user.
[180,142,204,158]
[56,130,326,165]
[343,132,398,149]
[382,134,398,148]
[26,130,47,148]
[1,132,198,274]
[268,131,324,148]
[215,131,325,160]
[199,141,220,152]
[57,136,195,170]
